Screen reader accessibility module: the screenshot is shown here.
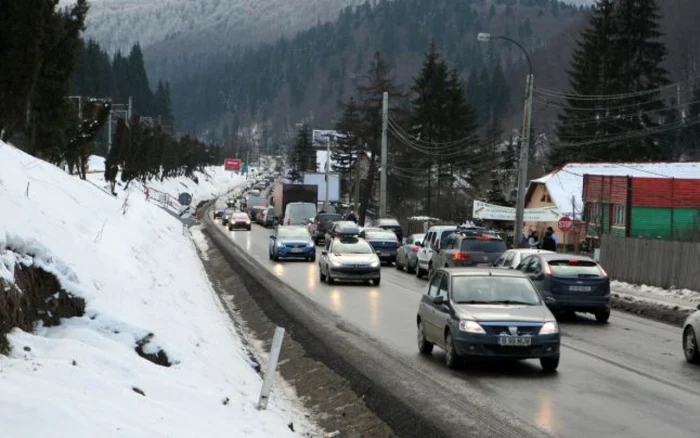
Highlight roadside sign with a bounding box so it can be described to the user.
[224,158,241,171]
[558,216,573,232]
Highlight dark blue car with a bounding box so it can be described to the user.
[269,226,316,262]
[360,230,400,264]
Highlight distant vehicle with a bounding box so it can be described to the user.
[359,229,400,265]
[303,172,341,203]
[271,182,318,221]
[373,218,404,242]
[396,233,425,273]
[228,212,251,231]
[311,212,342,244]
[249,205,266,222]
[221,209,235,226]
[246,194,267,211]
[682,305,700,364]
[284,202,317,226]
[324,221,361,247]
[248,189,261,197]
[213,209,225,219]
[430,232,507,277]
[493,249,555,270]
[415,225,458,278]
[318,237,381,285]
[260,207,277,228]
[268,226,315,262]
[416,268,560,371]
[517,254,611,323]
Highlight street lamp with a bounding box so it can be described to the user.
[478,32,534,247]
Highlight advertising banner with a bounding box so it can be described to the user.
[472,200,562,222]
[224,158,241,171]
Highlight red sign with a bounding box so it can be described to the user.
[224,158,241,171]
[558,216,573,232]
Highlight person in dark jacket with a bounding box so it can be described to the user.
[541,227,557,251]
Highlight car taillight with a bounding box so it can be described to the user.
[543,262,552,277]
[411,246,420,253]
[599,266,608,278]
[454,252,470,261]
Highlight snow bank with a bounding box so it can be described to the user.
[0,142,309,437]
[87,154,247,206]
[611,280,700,309]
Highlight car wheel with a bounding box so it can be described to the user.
[594,309,610,323]
[407,260,416,274]
[319,267,326,283]
[272,254,279,262]
[310,256,316,262]
[268,251,273,260]
[683,327,700,364]
[374,277,381,286]
[540,355,560,372]
[415,264,423,278]
[326,268,334,284]
[396,258,403,270]
[445,331,462,369]
[417,321,433,355]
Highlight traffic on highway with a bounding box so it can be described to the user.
[210,174,700,438]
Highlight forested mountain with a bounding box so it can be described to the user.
[71,40,174,129]
[169,0,587,140]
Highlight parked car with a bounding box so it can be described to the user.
[228,212,252,231]
[359,229,400,265]
[430,232,507,277]
[416,268,560,371]
[415,225,458,278]
[324,221,361,248]
[311,212,343,244]
[682,304,700,364]
[268,226,315,261]
[373,218,404,242]
[396,233,425,273]
[260,207,278,228]
[494,249,555,270]
[318,237,381,285]
[517,254,611,323]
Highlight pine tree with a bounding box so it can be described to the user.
[333,98,362,185]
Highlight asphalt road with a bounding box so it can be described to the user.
[226,222,700,438]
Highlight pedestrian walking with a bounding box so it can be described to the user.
[541,226,557,251]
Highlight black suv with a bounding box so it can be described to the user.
[311,213,342,244]
[431,231,507,275]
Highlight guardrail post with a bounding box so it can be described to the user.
[257,326,285,410]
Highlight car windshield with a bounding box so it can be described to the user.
[461,238,507,253]
[409,234,425,244]
[548,260,604,278]
[332,241,374,254]
[451,276,541,305]
[232,213,248,219]
[278,228,310,238]
[365,231,397,240]
[287,204,317,220]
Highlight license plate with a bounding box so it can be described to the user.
[570,285,592,292]
[498,336,532,347]
[290,248,303,253]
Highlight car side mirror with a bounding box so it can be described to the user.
[321,250,328,256]
[432,295,447,305]
[269,234,275,239]
[545,296,556,306]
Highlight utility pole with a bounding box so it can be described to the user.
[379,91,388,218]
[514,73,534,246]
[128,96,133,120]
[325,135,331,211]
[107,110,113,153]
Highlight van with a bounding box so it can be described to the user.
[284,202,317,226]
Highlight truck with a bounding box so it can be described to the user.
[271,182,318,220]
[303,172,341,203]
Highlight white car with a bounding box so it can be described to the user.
[493,249,555,270]
[683,305,700,364]
[415,225,457,278]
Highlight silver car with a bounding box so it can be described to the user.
[683,304,700,364]
[318,237,381,285]
[396,233,425,273]
[493,249,555,270]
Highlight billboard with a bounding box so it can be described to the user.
[224,158,241,171]
[472,200,562,222]
[303,172,341,202]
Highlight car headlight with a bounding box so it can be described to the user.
[539,321,559,335]
[369,259,380,268]
[276,242,284,248]
[458,320,486,334]
[308,241,315,248]
[330,259,342,267]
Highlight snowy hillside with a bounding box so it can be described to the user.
[0,142,314,436]
[60,0,364,55]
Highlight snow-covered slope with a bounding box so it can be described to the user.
[60,0,364,55]
[0,142,312,436]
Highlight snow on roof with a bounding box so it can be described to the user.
[531,162,700,217]
[0,141,310,436]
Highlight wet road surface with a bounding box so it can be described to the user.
[227,223,700,437]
